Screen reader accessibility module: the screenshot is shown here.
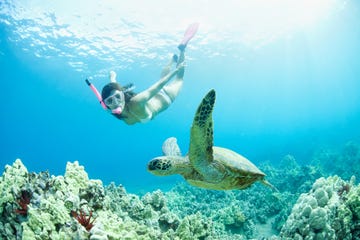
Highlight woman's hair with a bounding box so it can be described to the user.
[102,83,136,101]
[122,83,136,101]
[101,82,122,100]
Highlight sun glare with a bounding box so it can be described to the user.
[199,0,338,33]
[0,0,343,64]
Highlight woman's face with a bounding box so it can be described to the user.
[104,90,125,112]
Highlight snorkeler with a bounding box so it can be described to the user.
[86,23,199,125]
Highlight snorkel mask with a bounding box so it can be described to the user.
[86,79,124,115]
[103,90,125,115]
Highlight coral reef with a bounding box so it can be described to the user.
[1,144,359,239]
[0,156,313,239]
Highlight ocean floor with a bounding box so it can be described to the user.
[1,141,360,239]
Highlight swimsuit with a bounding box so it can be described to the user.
[127,108,153,123]
[158,88,173,105]
[129,89,173,123]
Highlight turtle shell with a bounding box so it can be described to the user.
[212,146,265,177]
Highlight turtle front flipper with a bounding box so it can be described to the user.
[189,89,216,173]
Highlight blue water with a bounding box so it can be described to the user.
[1,0,360,193]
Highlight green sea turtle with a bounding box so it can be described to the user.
[147,90,276,190]
[147,89,276,191]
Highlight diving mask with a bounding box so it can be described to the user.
[104,90,125,114]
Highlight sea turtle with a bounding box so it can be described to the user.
[147,89,276,191]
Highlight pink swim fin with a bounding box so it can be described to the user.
[178,22,199,51]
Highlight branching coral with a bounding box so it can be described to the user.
[15,190,32,216]
[71,209,96,231]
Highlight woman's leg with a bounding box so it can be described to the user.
[176,50,185,78]
[160,54,177,78]
[163,50,185,101]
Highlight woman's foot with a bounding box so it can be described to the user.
[177,44,186,52]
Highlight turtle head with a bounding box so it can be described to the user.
[147,156,189,176]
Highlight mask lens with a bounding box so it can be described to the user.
[114,93,122,99]
[105,97,113,105]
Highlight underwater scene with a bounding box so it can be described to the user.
[1,0,360,239]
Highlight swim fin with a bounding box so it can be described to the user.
[178,22,199,51]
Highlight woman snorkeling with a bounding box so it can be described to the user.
[86,23,199,125]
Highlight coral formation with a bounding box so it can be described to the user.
[279,175,360,239]
[165,181,285,238]
[0,159,216,239]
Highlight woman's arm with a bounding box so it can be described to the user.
[132,63,185,103]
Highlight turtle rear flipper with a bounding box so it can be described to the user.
[261,180,279,192]
[162,137,182,156]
